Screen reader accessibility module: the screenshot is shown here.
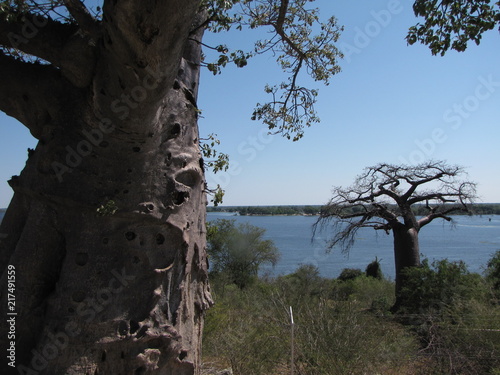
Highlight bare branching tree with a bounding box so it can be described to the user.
[314,161,477,307]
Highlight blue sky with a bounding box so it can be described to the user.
[1,0,499,208]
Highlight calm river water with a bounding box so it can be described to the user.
[208,212,500,280]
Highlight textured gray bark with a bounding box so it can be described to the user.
[393,224,421,307]
[0,1,212,374]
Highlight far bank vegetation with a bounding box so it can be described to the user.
[207,203,500,216]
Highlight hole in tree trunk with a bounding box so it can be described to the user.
[72,291,86,303]
[125,232,136,241]
[167,123,181,140]
[156,233,165,245]
[175,170,199,188]
[173,191,189,205]
[118,321,128,336]
[129,320,140,334]
[75,253,89,266]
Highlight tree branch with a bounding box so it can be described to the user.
[0,13,71,64]
[401,172,446,201]
[0,51,70,138]
[418,207,464,228]
[273,0,307,60]
[408,192,460,205]
[62,0,100,39]
[0,12,97,87]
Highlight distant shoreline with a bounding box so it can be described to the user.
[207,203,500,216]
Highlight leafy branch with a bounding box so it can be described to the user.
[200,133,230,206]
[407,0,500,55]
[199,0,343,141]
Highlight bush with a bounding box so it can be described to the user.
[338,267,362,281]
[277,264,329,303]
[486,250,500,295]
[397,258,500,374]
[365,257,383,280]
[207,219,280,288]
[398,259,487,315]
[330,275,395,309]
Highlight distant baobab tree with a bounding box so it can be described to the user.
[314,161,477,309]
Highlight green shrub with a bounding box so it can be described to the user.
[330,275,394,309]
[206,219,280,289]
[276,264,331,305]
[398,259,487,316]
[365,257,384,280]
[397,258,500,374]
[338,267,363,281]
[486,250,500,296]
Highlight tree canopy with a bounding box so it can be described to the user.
[207,218,280,288]
[407,0,500,55]
[200,0,344,140]
[315,161,477,252]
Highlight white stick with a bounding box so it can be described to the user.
[290,306,295,375]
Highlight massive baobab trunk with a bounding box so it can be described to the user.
[392,224,421,308]
[0,1,212,374]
